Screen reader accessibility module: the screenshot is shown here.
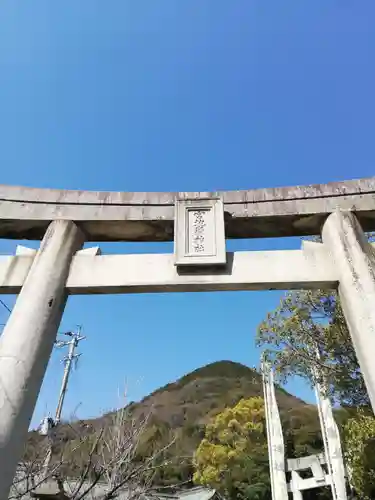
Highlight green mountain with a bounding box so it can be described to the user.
[139,360,306,427]
[25,361,324,485]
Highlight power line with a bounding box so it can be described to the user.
[0,299,11,314]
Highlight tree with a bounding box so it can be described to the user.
[10,399,178,500]
[343,410,375,500]
[256,288,368,407]
[193,397,270,500]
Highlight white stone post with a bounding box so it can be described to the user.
[262,361,288,500]
[322,210,375,411]
[289,471,304,500]
[314,375,347,500]
[0,220,84,500]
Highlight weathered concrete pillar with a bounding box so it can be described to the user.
[262,361,288,500]
[322,210,375,411]
[314,376,347,500]
[0,220,84,500]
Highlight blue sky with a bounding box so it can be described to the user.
[1,1,375,427]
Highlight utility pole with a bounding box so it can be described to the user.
[54,327,85,425]
[39,327,85,482]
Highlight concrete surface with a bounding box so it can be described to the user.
[0,177,375,240]
[0,221,84,500]
[262,362,288,500]
[315,378,347,500]
[322,210,375,411]
[174,198,226,266]
[0,246,337,295]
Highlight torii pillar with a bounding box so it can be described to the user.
[322,210,375,411]
[0,220,84,500]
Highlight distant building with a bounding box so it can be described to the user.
[27,483,225,500]
[148,487,225,500]
[86,486,225,500]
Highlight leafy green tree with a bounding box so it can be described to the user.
[343,410,375,499]
[256,288,368,407]
[193,397,270,500]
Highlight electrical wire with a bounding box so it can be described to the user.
[0,299,11,314]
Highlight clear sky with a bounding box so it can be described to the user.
[1,1,375,427]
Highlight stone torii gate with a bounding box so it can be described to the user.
[262,361,347,500]
[1,177,375,498]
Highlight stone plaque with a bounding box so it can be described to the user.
[174,197,226,266]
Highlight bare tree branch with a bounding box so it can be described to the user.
[12,387,184,500]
